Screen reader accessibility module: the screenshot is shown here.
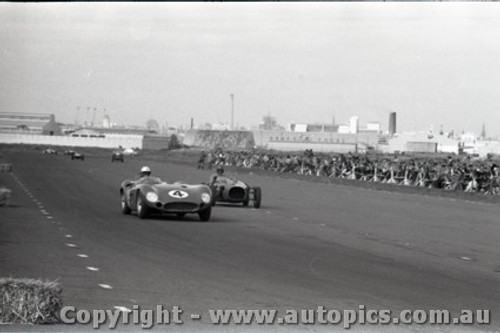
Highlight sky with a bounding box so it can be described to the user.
[0,2,499,137]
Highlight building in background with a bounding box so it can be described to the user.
[41,115,62,136]
[0,112,54,133]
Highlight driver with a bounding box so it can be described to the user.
[135,166,161,184]
[209,165,225,186]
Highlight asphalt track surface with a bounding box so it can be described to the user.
[1,149,499,332]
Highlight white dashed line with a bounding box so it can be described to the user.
[65,243,77,248]
[86,266,99,271]
[266,211,272,214]
[77,254,89,258]
[460,256,472,261]
[114,306,131,312]
[65,234,73,238]
[99,284,113,290]
[293,217,299,220]
[46,216,53,219]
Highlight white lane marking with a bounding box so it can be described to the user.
[65,234,72,238]
[86,266,99,271]
[460,256,472,261]
[77,254,89,258]
[320,223,326,226]
[99,284,113,289]
[266,211,272,214]
[114,306,131,312]
[65,243,77,248]
[41,211,50,215]
[293,217,299,220]
[46,216,53,219]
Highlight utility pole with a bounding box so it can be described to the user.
[230,93,234,130]
[75,106,80,126]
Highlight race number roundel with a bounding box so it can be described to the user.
[168,190,189,199]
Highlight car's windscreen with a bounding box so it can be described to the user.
[141,177,162,185]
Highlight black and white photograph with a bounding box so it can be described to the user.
[0,2,499,332]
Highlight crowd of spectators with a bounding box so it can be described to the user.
[197,149,500,195]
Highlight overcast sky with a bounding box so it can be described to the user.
[1,2,499,136]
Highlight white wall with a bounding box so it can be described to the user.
[0,133,143,149]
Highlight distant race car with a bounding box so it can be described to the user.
[120,177,213,221]
[122,148,139,156]
[42,148,58,155]
[111,152,124,163]
[211,176,261,208]
[71,152,85,161]
[0,187,12,206]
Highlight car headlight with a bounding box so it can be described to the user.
[201,192,211,204]
[146,192,158,202]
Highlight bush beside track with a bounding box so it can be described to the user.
[0,277,62,324]
[2,144,499,204]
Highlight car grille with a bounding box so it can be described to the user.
[229,187,246,200]
[163,202,198,212]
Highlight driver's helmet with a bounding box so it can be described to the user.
[216,165,224,175]
[140,166,151,177]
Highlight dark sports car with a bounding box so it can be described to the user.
[71,152,85,161]
[111,151,124,162]
[211,176,261,208]
[120,177,213,221]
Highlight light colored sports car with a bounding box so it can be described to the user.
[120,177,213,221]
[42,148,58,155]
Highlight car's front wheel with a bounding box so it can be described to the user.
[136,194,149,219]
[198,206,211,221]
[121,192,131,215]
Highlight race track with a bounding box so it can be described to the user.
[1,149,499,332]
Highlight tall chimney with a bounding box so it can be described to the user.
[389,112,397,136]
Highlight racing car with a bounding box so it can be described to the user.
[42,148,58,155]
[111,151,124,162]
[0,187,12,206]
[71,152,85,161]
[211,176,261,208]
[120,177,213,221]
